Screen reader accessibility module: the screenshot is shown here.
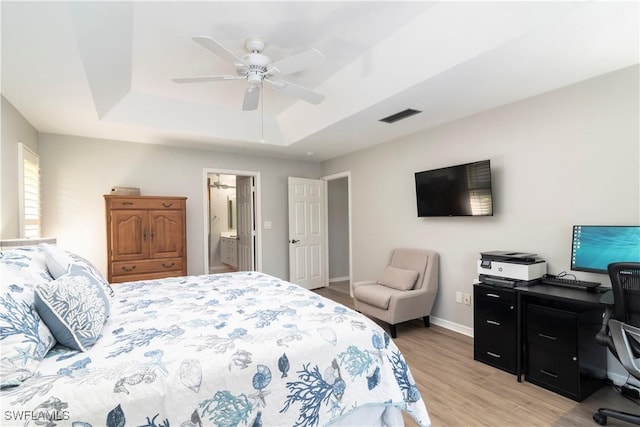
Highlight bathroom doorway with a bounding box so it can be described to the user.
[204,169,261,274]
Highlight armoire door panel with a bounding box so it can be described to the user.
[149,210,184,259]
[110,210,148,261]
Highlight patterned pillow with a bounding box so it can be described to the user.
[1,246,53,282]
[34,264,111,352]
[41,243,114,297]
[0,248,56,388]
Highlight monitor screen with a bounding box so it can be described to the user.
[571,225,640,274]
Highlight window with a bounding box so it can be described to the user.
[18,143,41,238]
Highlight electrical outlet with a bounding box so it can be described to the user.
[463,293,472,305]
[455,291,463,303]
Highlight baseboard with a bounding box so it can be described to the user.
[431,316,474,337]
[329,276,350,283]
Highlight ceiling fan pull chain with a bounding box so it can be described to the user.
[260,79,265,143]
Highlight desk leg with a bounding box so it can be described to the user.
[516,291,522,382]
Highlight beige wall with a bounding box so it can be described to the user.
[1,96,39,238]
[2,66,638,333]
[37,134,322,280]
[321,65,640,333]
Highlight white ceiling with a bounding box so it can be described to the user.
[2,1,638,162]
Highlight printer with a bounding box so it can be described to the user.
[477,251,547,288]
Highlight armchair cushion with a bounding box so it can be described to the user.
[353,284,397,310]
[378,266,419,291]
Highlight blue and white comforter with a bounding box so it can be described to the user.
[2,272,430,426]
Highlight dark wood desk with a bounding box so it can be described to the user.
[514,284,611,401]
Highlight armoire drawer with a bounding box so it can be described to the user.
[106,198,185,211]
[112,258,183,277]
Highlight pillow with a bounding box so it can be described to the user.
[41,243,114,297]
[34,264,110,351]
[378,266,419,291]
[0,246,52,282]
[0,250,56,388]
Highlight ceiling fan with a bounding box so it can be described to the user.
[173,36,325,111]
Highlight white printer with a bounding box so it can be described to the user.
[477,251,547,288]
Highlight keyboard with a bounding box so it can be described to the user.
[540,275,600,291]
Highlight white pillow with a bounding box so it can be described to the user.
[378,266,419,291]
[41,243,71,278]
[41,243,114,297]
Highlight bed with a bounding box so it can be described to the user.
[1,245,430,426]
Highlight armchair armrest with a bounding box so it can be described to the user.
[352,280,376,291]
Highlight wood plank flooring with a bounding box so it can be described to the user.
[315,283,640,426]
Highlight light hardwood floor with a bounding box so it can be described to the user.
[315,282,640,427]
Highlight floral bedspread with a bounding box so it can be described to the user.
[2,271,430,427]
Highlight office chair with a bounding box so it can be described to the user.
[593,262,640,426]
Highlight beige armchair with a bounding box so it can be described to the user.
[352,248,439,338]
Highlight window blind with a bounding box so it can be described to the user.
[19,143,41,238]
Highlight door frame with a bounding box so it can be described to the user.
[322,171,352,293]
[202,168,262,273]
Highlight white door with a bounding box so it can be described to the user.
[288,177,326,289]
[237,176,255,271]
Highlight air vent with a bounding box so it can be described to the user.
[379,108,422,124]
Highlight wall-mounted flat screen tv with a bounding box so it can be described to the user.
[415,159,493,217]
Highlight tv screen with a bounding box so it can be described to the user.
[415,160,493,217]
[571,225,640,274]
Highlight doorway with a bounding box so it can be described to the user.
[203,168,261,274]
[324,172,352,293]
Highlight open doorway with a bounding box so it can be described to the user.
[208,173,238,273]
[204,169,261,274]
[324,171,352,294]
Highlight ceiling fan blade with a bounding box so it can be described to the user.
[242,86,260,111]
[267,48,324,75]
[193,36,248,66]
[266,79,325,105]
[172,75,244,84]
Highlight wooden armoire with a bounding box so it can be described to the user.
[104,195,187,283]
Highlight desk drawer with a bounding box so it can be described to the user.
[476,301,515,328]
[525,303,580,398]
[526,304,576,344]
[474,340,516,373]
[474,285,517,373]
[527,341,578,396]
[474,310,516,373]
[476,285,516,305]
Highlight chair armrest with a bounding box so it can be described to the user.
[390,286,435,301]
[352,280,376,291]
[595,306,617,357]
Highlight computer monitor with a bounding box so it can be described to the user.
[571,225,640,274]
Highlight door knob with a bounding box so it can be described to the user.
[290,239,300,244]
